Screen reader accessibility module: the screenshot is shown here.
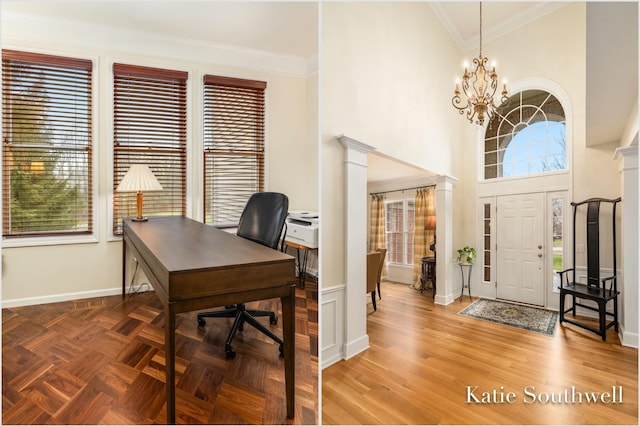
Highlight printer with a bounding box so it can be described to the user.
[285,210,318,248]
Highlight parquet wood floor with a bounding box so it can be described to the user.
[322,281,638,425]
[2,284,318,425]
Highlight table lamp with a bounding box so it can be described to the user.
[116,164,163,221]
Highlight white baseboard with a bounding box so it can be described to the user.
[435,291,461,306]
[2,287,123,308]
[343,334,370,360]
[620,324,639,348]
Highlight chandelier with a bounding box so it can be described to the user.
[452,2,508,126]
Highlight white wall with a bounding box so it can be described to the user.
[1,8,318,306]
[320,2,465,366]
[320,1,635,364]
[320,1,465,291]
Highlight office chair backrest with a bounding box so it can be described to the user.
[237,192,289,249]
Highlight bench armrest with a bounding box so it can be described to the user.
[601,275,617,294]
[557,268,574,286]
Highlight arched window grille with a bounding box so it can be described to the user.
[484,90,566,179]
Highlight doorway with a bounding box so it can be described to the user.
[496,193,545,306]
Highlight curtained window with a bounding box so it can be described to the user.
[2,50,93,238]
[369,194,387,277]
[385,199,414,266]
[112,63,187,234]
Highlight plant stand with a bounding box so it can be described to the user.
[459,263,473,302]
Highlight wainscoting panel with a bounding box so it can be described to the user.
[321,284,345,369]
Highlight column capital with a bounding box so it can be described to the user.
[614,146,638,171]
[435,174,458,191]
[337,134,376,154]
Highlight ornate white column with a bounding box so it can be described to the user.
[337,135,375,358]
[614,145,638,347]
[434,175,458,305]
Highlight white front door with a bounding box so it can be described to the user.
[496,193,545,306]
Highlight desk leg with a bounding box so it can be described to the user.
[165,303,176,424]
[282,285,296,419]
[295,248,306,289]
[122,238,127,298]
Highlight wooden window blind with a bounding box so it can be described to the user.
[203,75,266,225]
[113,63,187,234]
[2,49,93,237]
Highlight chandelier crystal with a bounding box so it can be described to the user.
[452,2,508,126]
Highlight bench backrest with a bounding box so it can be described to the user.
[571,197,620,289]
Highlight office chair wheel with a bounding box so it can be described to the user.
[225,345,236,359]
[269,313,278,325]
[279,344,284,357]
[197,316,206,327]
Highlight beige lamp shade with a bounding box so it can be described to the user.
[116,164,162,221]
[116,164,163,192]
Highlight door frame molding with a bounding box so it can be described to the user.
[475,182,571,309]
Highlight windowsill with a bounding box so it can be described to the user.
[2,233,99,248]
[480,169,569,184]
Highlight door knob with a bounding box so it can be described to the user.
[538,245,543,249]
[538,253,542,257]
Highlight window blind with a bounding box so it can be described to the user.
[113,63,187,234]
[203,75,266,225]
[2,49,93,237]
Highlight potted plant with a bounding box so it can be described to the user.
[456,246,476,265]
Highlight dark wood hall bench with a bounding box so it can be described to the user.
[558,197,621,341]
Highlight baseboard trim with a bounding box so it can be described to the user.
[343,334,370,360]
[620,324,639,348]
[2,287,122,308]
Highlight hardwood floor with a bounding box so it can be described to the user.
[2,285,318,425]
[322,281,638,425]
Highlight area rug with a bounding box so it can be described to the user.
[458,299,558,336]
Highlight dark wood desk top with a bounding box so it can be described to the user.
[124,216,295,303]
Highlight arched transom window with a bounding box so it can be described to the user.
[484,90,566,179]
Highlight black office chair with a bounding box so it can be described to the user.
[197,192,289,359]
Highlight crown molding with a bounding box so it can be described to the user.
[430,2,568,54]
[1,11,317,77]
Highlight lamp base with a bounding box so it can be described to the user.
[132,216,148,222]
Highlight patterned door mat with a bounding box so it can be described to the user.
[458,298,558,336]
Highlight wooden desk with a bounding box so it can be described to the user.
[122,217,296,424]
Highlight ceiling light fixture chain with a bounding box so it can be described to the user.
[452,1,508,126]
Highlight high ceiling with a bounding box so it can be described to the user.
[2,1,637,182]
[1,1,319,58]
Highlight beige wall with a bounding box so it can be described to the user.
[321,2,625,291]
[1,10,317,305]
[321,2,466,288]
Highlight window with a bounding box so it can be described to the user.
[203,75,266,225]
[385,199,414,265]
[483,203,492,282]
[552,197,564,291]
[2,50,93,238]
[113,63,187,234]
[485,90,566,179]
